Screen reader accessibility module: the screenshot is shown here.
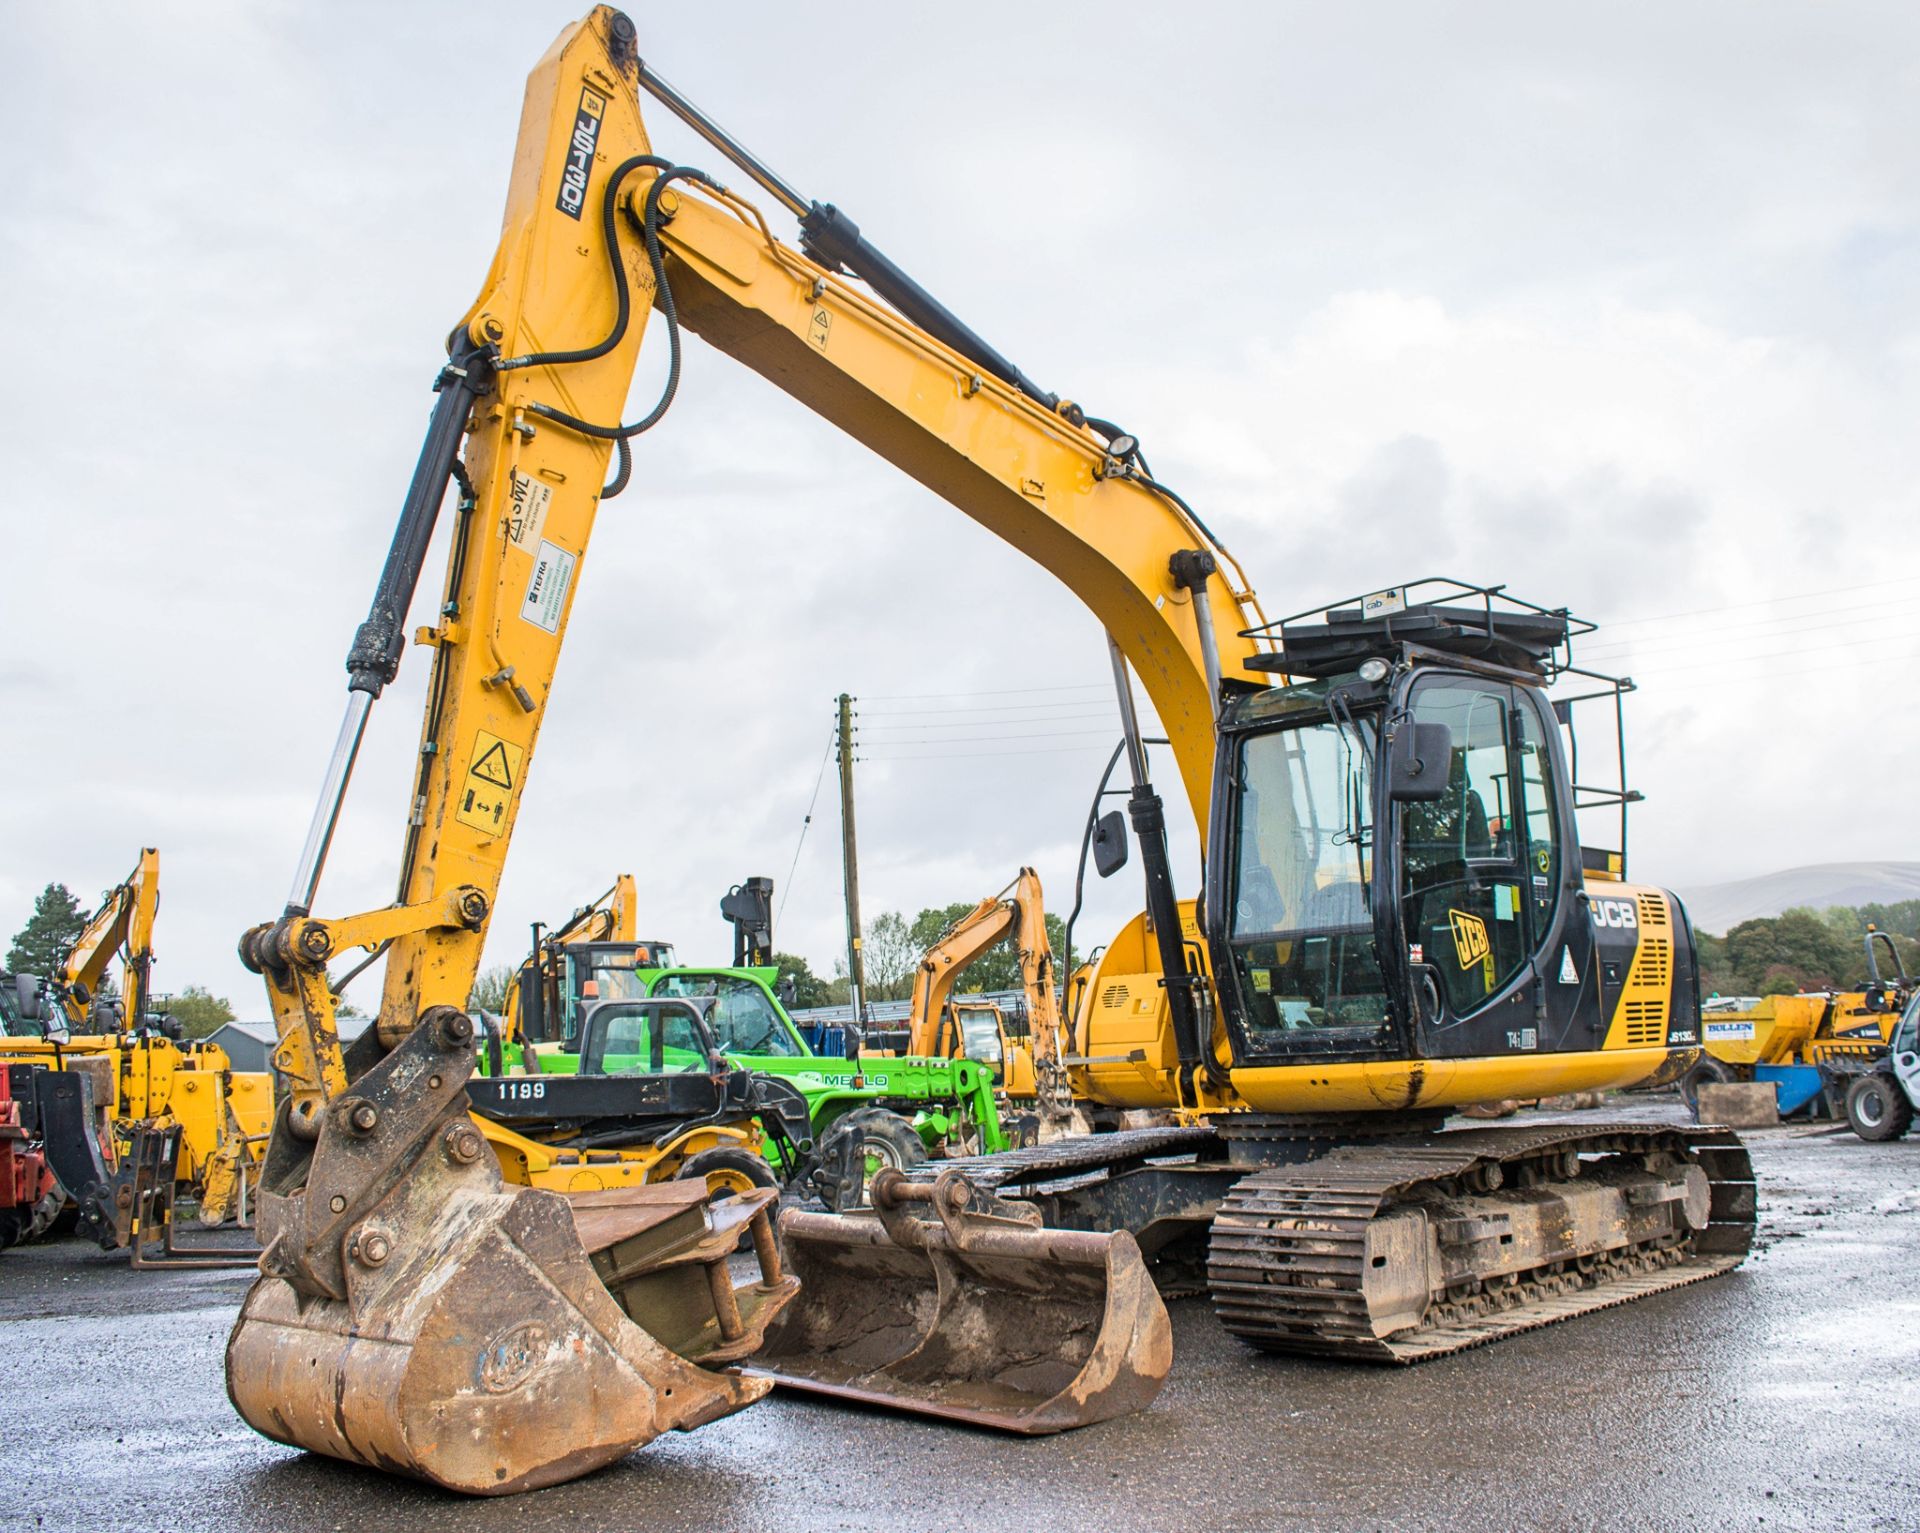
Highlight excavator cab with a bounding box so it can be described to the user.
[1205,581,1688,1089]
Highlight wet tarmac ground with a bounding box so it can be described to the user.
[5,1105,1919,1533]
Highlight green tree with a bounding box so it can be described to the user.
[1695,930,1735,997]
[7,883,86,977]
[1723,908,1851,994]
[469,965,514,1015]
[163,984,236,1040]
[862,912,918,1001]
[906,902,1068,995]
[1700,903,1920,993]
[770,951,832,1009]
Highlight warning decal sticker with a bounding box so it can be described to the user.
[454,731,524,837]
[1558,947,1579,985]
[507,472,552,551]
[521,539,575,633]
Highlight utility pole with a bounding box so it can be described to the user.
[836,693,867,1036]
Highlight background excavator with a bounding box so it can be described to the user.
[1,849,270,1257]
[899,867,1075,1136]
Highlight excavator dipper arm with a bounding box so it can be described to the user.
[229,14,798,1494]
[57,848,159,1028]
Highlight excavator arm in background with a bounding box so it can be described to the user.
[905,869,1069,1117]
[907,895,1015,1059]
[231,9,1172,1492]
[56,848,159,1030]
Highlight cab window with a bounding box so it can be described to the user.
[652,974,802,1057]
[1226,710,1388,1041]
[954,1005,1005,1067]
[1514,696,1562,930]
[592,1003,711,1074]
[1400,678,1530,1017]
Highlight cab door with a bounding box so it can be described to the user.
[1397,674,1583,1056]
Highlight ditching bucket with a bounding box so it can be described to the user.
[746,1167,1172,1433]
[225,1008,798,1496]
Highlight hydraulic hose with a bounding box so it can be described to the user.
[512,164,721,496]
[496,153,673,373]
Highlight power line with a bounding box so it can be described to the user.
[854,726,1121,745]
[1597,573,1920,631]
[1580,603,1915,661]
[1608,642,1920,697]
[777,731,837,926]
[859,682,1112,702]
[861,699,1121,718]
[863,741,1120,762]
[859,711,1118,734]
[1623,626,1913,679]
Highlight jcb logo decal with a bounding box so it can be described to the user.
[1591,897,1639,931]
[1449,909,1490,969]
[556,87,606,219]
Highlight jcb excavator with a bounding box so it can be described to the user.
[228,7,1749,1492]
[902,867,1075,1132]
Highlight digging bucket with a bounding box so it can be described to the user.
[746,1167,1171,1433]
[225,1007,798,1495]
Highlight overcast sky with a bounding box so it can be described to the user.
[4,2,1916,1017]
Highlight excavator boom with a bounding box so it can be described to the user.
[231,10,1168,1492]
[58,848,159,1027]
[905,869,1071,1119]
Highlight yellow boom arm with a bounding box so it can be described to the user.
[245,4,1242,1133]
[59,847,159,1029]
[906,869,1064,1082]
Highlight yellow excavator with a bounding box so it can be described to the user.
[900,867,1074,1132]
[226,7,1751,1492]
[1,849,270,1252]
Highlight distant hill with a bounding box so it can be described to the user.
[1676,862,1920,935]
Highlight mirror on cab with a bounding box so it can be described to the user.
[14,973,44,1024]
[1092,809,1130,878]
[1388,720,1452,802]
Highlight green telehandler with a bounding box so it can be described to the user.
[488,877,1010,1208]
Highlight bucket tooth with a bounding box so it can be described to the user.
[746,1168,1172,1434]
[225,1011,794,1495]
